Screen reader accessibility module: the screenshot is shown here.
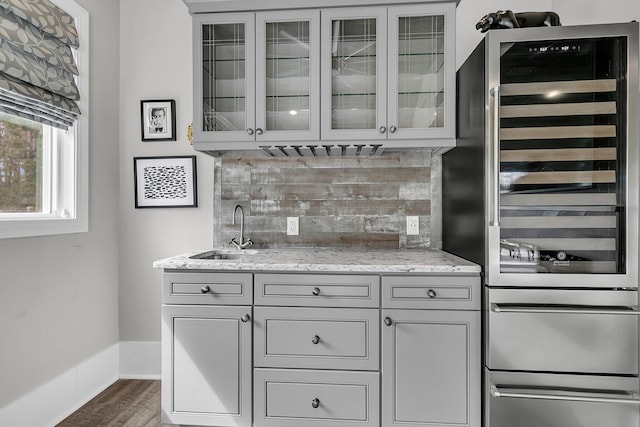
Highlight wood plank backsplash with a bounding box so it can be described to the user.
[212,150,442,249]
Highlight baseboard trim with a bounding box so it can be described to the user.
[0,341,161,427]
[119,341,161,380]
[0,343,119,427]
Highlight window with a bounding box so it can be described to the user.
[0,0,88,239]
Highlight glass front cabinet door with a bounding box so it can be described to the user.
[387,4,455,143]
[194,13,256,146]
[321,7,388,141]
[321,4,455,146]
[193,11,320,149]
[256,10,320,143]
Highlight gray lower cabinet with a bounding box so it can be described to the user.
[381,275,481,427]
[161,271,480,427]
[382,309,481,427]
[253,273,381,427]
[161,272,253,427]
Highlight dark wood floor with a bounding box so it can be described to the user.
[56,379,171,427]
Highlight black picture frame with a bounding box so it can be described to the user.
[140,99,176,141]
[133,156,197,208]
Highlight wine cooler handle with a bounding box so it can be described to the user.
[491,303,640,315]
[489,85,500,227]
[490,385,640,405]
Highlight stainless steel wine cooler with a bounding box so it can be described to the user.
[443,22,640,427]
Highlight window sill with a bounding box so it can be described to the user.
[0,216,88,239]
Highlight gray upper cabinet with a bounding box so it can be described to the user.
[186,0,457,154]
[192,11,320,149]
[321,3,456,147]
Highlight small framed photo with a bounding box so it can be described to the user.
[141,99,176,141]
[134,156,197,208]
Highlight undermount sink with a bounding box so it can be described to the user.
[189,249,258,260]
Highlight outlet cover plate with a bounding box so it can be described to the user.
[407,216,419,235]
[287,217,299,235]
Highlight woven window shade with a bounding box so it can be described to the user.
[0,0,80,129]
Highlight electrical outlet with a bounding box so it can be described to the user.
[287,217,299,236]
[406,216,420,235]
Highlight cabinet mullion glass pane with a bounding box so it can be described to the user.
[331,18,377,130]
[265,20,311,131]
[202,23,246,132]
[397,14,445,129]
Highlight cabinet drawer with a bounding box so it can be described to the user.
[163,272,252,305]
[254,273,379,307]
[254,368,380,427]
[254,307,379,370]
[382,275,480,310]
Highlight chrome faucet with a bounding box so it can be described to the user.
[229,204,253,250]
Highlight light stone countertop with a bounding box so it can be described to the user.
[153,247,481,274]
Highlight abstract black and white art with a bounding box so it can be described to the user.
[134,156,197,208]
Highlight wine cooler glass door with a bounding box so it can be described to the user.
[493,33,635,278]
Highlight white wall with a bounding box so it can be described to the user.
[118,0,215,343]
[0,0,120,408]
[552,0,640,27]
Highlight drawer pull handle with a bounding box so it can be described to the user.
[312,287,321,296]
[427,289,437,299]
[240,313,251,323]
[312,335,320,344]
[384,317,392,326]
[200,285,210,294]
[311,398,320,408]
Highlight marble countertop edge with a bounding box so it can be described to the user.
[153,248,481,274]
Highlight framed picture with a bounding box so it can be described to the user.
[141,99,176,141]
[133,156,197,208]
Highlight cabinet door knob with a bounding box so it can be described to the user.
[384,317,392,326]
[246,128,254,135]
[256,128,264,135]
[389,125,397,133]
[240,313,251,323]
[379,125,387,133]
[311,398,320,408]
[427,289,437,299]
[200,285,210,293]
[312,335,320,344]
[312,287,321,296]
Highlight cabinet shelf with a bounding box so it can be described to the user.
[265,56,310,61]
[265,94,310,99]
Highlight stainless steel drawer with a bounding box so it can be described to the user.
[255,273,379,307]
[254,368,380,427]
[487,369,640,427]
[487,288,639,375]
[254,307,379,370]
[382,275,480,310]
[163,272,253,305]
